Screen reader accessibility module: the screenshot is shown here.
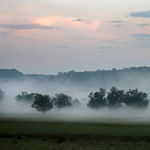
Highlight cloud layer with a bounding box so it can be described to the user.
[132,34,150,38]
[110,21,122,23]
[72,19,86,22]
[137,24,149,27]
[130,10,150,18]
[0,24,59,30]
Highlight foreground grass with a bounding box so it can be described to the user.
[1,135,150,150]
[0,116,150,149]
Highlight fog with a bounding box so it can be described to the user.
[1,78,150,124]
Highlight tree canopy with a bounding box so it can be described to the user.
[53,93,72,109]
[31,94,53,114]
[87,88,107,109]
[107,86,124,108]
[12,87,150,112]
[15,91,37,103]
[87,87,149,110]
[123,88,149,109]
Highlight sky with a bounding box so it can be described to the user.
[0,0,150,75]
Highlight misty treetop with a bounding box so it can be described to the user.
[107,86,124,108]
[123,88,149,109]
[0,88,5,100]
[31,93,73,114]
[15,91,38,103]
[72,98,82,108]
[31,94,53,114]
[87,88,107,109]
[53,93,72,109]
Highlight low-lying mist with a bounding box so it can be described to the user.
[1,78,150,124]
[1,102,150,124]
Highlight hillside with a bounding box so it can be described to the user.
[0,69,24,79]
[0,67,150,91]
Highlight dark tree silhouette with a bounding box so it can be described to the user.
[107,86,124,108]
[31,94,53,114]
[53,93,72,109]
[123,88,149,109]
[87,88,107,109]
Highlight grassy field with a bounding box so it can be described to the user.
[0,114,150,150]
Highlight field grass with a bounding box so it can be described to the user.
[0,114,150,149]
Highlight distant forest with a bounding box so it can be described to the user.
[0,67,150,90]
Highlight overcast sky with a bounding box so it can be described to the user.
[0,0,150,74]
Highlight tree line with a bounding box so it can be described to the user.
[0,87,149,114]
[16,92,81,114]
[1,67,150,89]
[87,87,149,109]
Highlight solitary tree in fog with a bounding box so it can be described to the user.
[123,88,149,109]
[53,93,72,109]
[31,94,53,114]
[107,86,124,108]
[0,88,4,101]
[87,88,107,109]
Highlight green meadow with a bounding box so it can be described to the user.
[0,114,150,150]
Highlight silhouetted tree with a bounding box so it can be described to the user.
[87,88,107,109]
[123,88,149,109]
[0,88,4,101]
[107,86,124,108]
[53,93,72,109]
[31,94,53,114]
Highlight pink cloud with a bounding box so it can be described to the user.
[0,15,121,45]
[30,16,101,31]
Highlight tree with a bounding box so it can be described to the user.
[53,93,72,109]
[0,88,4,101]
[15,91,37,103]
[123,88,149,109]
[107,86,124,108]
[72,98,82,108]
[31,94,53,114]
[87,88,107,109]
